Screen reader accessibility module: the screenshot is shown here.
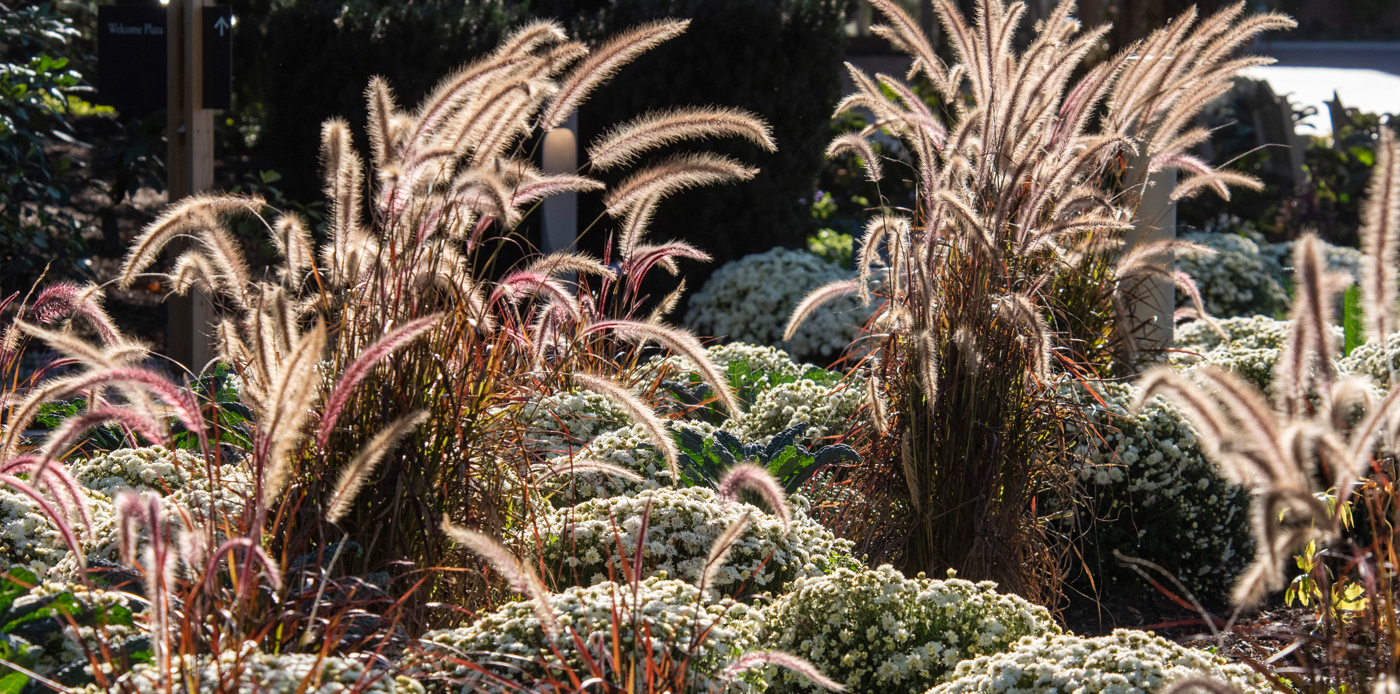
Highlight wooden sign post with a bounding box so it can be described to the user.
[166,0,218,371]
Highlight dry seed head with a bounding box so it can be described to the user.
[326,411,429,525]
[572,373,680,481]
[604,152,757,217]
[1361,126,1400,343]
[588,106,775,171]
[716,463,790,529]
[538,19,689,131]
[440,519,561,639]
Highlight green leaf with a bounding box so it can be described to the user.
[0,670,29,694]
[1344,285,1363,356]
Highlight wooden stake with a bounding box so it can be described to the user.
[166,0,216,371]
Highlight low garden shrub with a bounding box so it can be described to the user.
[928,630,1269,694]
[539,486,856,596]
[685,247,872,362]
[761,565,1059,693]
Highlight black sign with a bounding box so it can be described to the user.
[202,7,232,110]
[97,5,167,114]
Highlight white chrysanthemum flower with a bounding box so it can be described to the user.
[928,629,1270,694]
[761,565,1058,693]
[406,576,762,692]
[1177,227,1289,319]
[685,247,874,361]
[1,446,253,582]
[539,487,856,597]
[92,641,422,693]
[1062,382,1253,596]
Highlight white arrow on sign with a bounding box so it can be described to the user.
[214,16,230,36]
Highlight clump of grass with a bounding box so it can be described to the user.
[118,18,767,625]
[786,0,1293,598]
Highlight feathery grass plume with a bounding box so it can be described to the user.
[783,280,863,341]
[118,194,264,288]
[603,153,757,217]
[316,315,440,449]
[867,373,889,434]
[29,282,122,346]
[538,458,646,485]
[365,76,399,168]
[168,251,220,295]
[588,106,776,170]
[997,293,1053,380]
[511,173,605,206]
[720,651,846,692]
[1361,126,1400,344]
[826,132,883,183]
[716,463,790,529]
[1277,234,1350,416]
[271,213,314,288]
[573,373,680,480]
[257,320,325,509]
[0,367,204,463]
[900,430,919,513]
[648,279,686,324]
[700,511,751,598]
[440,519,560,639]
[537,19,689,131]
[523,251,616,280]
[202,537,283,594]
[325,411,429,525]
[322,118,364,271]
[587,319,739,414]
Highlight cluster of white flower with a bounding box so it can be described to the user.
[538,487,856,597]
[729,378,865,445]
[512,390,632,457]
[928,629,1269,694]
[685,247,873,361]
[1339,332,1400,388]
[538,420,721,504]
[761,565,1059,693]
[1171,315,1297,393]
[1067,382,1253,595]
[645,341,865,447]
[1176,229,1288,318]
[10,580,143,679]
[85,641,424,694]
[409,575,762,692]
[0,447,254,581]
[1272,238,1363,285]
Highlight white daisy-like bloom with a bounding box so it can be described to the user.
[406,575,763,692]
[84,641,423,693]
[685,247,874,361]
[928,629,1270,694]
[761,565,1058,693]
[1,446,253,582]
[1063,381,1253,596]
[538,487,856,598]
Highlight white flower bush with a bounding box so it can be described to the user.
[685,247,873,361]
[538,486,857,597]
[729,377,865,446]
[538,420,721,503]
[408,576,762,692]
[1171,315,1296,393]
[512,389,632,457]
[1067,382,1253,596]
[927,629,1269,694]
[0,446,253,580]
[1176,228,1288,318]
[82,641,424,693]
[761,565,1059,694]
[1339,332,1400,388]
[7,579,144,681]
